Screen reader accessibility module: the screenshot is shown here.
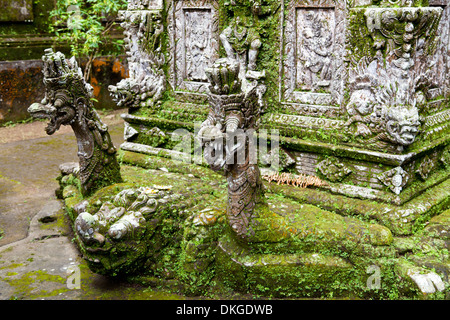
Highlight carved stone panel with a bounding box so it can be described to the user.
[296,8,335,91]
[282,0,347,107]
[169,0,220,95]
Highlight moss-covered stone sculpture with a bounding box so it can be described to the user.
[28,49,122,196]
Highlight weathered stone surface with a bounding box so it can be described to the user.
[82,0,450,298]
[198,57,266,239]
[109,10,165,109]
[0,0,33,22]
[54,149,450,298]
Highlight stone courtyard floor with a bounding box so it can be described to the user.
[0,109,185,300]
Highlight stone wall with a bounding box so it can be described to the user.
[0,56,129,124]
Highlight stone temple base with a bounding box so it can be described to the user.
[57,150,450,299]
[215,193,450,298]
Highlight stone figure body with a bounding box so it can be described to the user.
[220,15,262,75]
[28,49,122,196]
[299,12,333,89]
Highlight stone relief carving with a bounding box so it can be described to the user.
[108,10,166,109]
[297,10,334,91]
[220,13,261,76]
[69,184,192,275]
[282,0,347,106]
[169,0,220,94]
[344,57,421,153]
[377,166,410,195]
[440,148,450,168]
[316,158,352,183]
[28,49,122,196]
[341,6,443,153]
[185,10,212,82]
[74,187,158,245]
[45,0,450,297]
[219,0,267,99]
[364,7,442,72]
[420,4,450,102]
[128,0,163,10]
[269,113,344,130]
[415,152,438,181]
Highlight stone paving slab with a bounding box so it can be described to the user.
[0,200,82,299]
[0,111,124,246]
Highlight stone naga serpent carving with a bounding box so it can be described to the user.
[198,58,265,239]
[28,49,122,196]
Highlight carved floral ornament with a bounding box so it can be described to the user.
[377,166,410,195]
[282,0,347,104]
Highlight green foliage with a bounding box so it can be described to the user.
[49,0,127,78]
[1,117,37,128]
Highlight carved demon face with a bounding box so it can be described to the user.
[385,105,420,146]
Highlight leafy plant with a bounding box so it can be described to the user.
[49,0,127,80]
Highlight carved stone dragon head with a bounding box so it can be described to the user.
[28,48,122,196]
[28,48,93,135]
